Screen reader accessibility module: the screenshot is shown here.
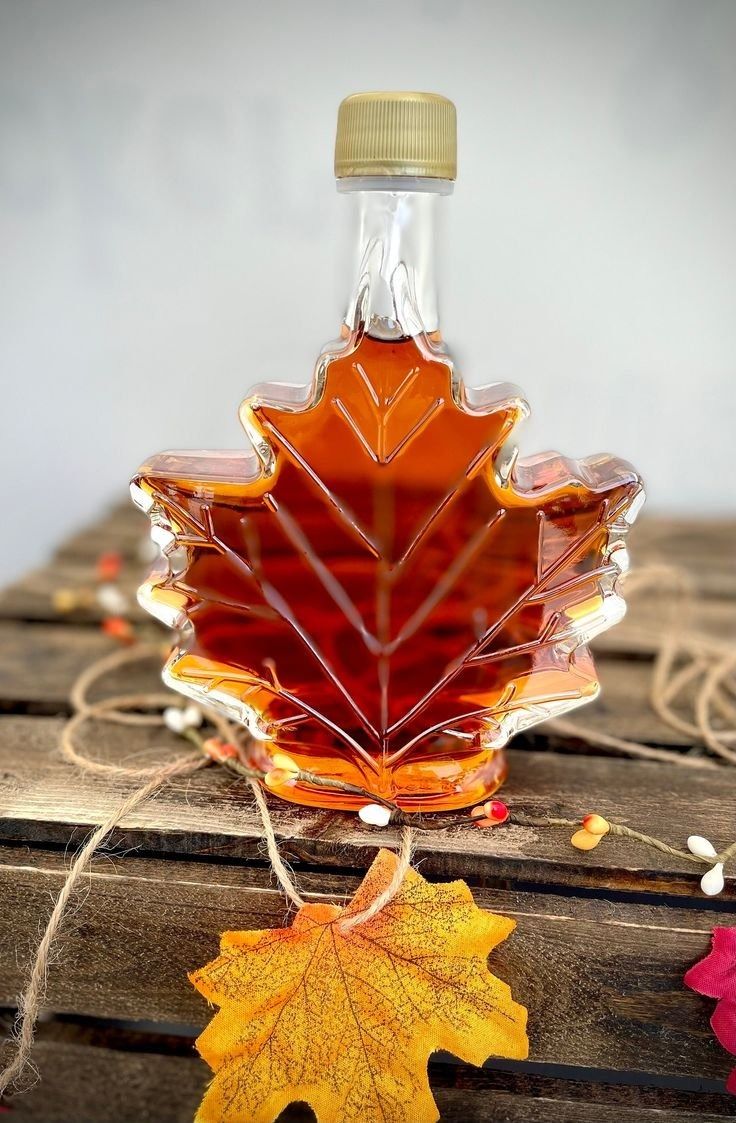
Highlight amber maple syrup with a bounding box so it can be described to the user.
[132,93,643,811]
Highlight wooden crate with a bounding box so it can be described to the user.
[0,506,735,1122]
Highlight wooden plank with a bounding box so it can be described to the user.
[0,561,147,625]
[11,1033,207,1123]
[73,498,704,559]
[3,504,735,627]
[0,620,710,752]
[0,508,733,1115]
[53,507,149,563]
[0,844,732,1082]
[595,595,736,656]
[539,657,715,748]
[8,1023,732,1122]
[2,552,732,633]
[50,504,736,597]
[0,623,116,712]
[0,715,734,898]
[632,516,736,570]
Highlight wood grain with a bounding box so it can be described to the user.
[7,1023,732,1122]
[0,714,734,897]
[50,502,736,596]
[1,502,735,1118]
[0,844,732,1082]
[0,622,116,712]
[5,556,736,630]
[0,619,716,754]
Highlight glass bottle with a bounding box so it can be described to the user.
[131,92,644,812]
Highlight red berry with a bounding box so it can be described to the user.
[470,799,509,827]
[486,800,509,823]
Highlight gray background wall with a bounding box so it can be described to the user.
[1,0,734,584]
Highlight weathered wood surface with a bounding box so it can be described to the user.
[7,1024,732,1122]
[47,502,736,593]
[5,552,736,627]
[0,621,720,753]
[0,714,732,898]
[0,844,732,1081]
[1,502,735,1120]
[2,509,735,661]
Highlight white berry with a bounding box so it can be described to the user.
[687,835,718,860]
[700,863,725,897]
[163,707,186,733]
[358,804,392,827]
[183,703,203,728]
[97,584,129,616]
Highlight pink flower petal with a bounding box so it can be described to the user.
[711,999,736,1056]
[685,928,736,1000]
[685,926,736,1095]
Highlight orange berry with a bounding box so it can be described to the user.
[271,752,299,776]
[101,616,134,643]
[264,768,296,790]
[202,737,239,763]
[582,814,610,836]
[96,551,123,582]
[571,829,602,851]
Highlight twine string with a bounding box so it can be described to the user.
[339,825,414,933]
[68,641,172,726]
[0,645,412,1095]
[247,778,306,910]
[696,652,736,765]
[0,752,205,1096]
[547,564,736,766]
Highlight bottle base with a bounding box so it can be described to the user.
[249,746,508,814]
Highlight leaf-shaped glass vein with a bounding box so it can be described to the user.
[133,331,642,804]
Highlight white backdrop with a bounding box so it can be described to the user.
[1,0,734,584]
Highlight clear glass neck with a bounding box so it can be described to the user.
[337,176,452,340]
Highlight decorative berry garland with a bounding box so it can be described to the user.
[171,720,736,898]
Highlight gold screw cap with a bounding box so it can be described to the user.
[334,91,456,180]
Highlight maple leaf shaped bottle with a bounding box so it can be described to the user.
[131,92,644,812]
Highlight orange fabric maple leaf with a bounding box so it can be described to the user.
[190,849,528,1123]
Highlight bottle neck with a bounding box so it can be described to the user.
[338,177,452,340]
